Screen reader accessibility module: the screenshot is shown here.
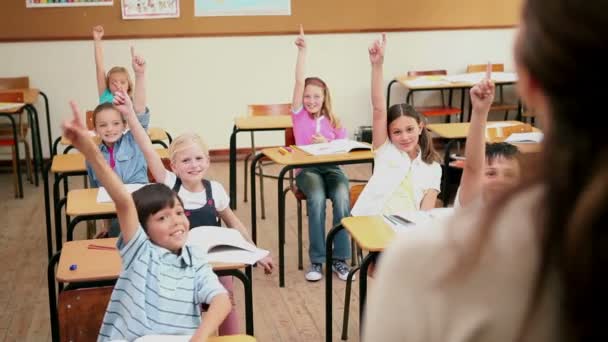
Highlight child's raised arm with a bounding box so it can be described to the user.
[459,63,495,207]
[131,46,147,115]
[63,101,139,243]
[369,33,388,149]
[291,24,306,112]
[93,25,107,98]
[113,91,167,184]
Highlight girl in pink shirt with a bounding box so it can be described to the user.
[291,25,352,282]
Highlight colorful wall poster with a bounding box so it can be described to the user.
[195,0,290,17]
[121,0,180,19]
[26,0,113,8]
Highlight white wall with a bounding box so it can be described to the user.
[0,28,517,158]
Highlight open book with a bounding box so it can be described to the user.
[186,226,269,265]
[384,208,455,231]
[96,183,147,203]
[296,139,371,156]
[504,132,544,143]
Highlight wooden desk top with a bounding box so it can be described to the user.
[341,216,395,252]
[234,115,292,130]
[61,127,169,146]
[427,121,536,139]
[396,73,517,90]
[0,102,25,113]
[56,238,246,283]
[66,188,117,217]
[261,146,374,166]
[51,153,86,173]
[51,149,168,174]
[0,88,39,104]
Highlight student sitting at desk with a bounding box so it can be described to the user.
[62,101,231,342]
[118,90,273,335]
[455,64,521,208]
[291,25,353,282]
[351,34,442,217]
[86,45,151,237]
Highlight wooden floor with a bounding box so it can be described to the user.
[0,161,374,342]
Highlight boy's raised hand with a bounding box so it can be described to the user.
[295,24,306,50]
[131,46,146,75]
[369,33,387,65]
[93,25,104,41]
[62,101,92,152]
[470,62,495,114]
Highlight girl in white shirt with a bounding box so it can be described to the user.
[351,34,442,216]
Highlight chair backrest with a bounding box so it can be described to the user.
[407,70,447,77]
[0,77,29,90]
[285,127,296,146]
[58,285,113,342]
[466,63,505,73]
[147,157,173,182]
[248,103,291,117]
[86,110,95,130]
[0,92,24,103]
[349,184,366,210]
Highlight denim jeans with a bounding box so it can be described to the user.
[295,165,351,264]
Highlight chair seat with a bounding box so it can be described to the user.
[415,106,461,117]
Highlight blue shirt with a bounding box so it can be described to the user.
[98,227,227,341]
[99,88,114,104]
[86,109,150,188]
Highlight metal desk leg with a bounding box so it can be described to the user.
[325,223,345,342]
[43,160,53,260]
[229,126,239,209]
[358,252,378,333]
[216,267,254,335]
[249,152,265,245]
[40,91,53,157]
[277,166,291,288]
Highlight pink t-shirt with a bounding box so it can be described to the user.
[291,107,347,145]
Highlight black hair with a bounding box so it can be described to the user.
[485,142,520,163]
[131,183,183,232]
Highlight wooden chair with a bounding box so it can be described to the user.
[0,91,31,197]
[466,63,520,120]
[407,70,462,122]
[57,285,114,342]
[243,103,291,220]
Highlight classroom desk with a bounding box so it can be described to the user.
[48,238,254,341]
[0,102,26,198]
[427,121,541,204]
[325,216,395,342]
[386,74,520,123]
[45,149,170,258]
[229,115,292,210]
[249,146,374,287]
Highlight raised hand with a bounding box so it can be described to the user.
[112,91,135,117]
[470,62,495,114]
[295,24,306,50]
[131,46,146,75]
[369,33,387,65]
[93,25,104,41]
[62,101,92,151]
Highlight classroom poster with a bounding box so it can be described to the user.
[195,0,291,16]
[26,0,113,8]
[122,0,180,19]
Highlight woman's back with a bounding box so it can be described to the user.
[363,185,559,341]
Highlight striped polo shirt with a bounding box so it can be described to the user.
[98,227,227,341]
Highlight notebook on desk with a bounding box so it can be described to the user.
[296,139,371,156]
[504,132,544,143]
